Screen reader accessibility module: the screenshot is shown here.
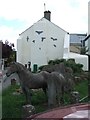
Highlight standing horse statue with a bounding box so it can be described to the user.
[6,62,48,103]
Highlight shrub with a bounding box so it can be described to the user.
[38,65,46,71]
[48,59,66,65]
[39,58,83,73]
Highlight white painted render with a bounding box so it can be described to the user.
[88,1,90,35]
[17,18,67,70]
[17,18,88,71]
[63,52,88,71]
[63,33,70,58]
[88,1,90,55]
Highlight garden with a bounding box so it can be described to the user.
[2,59,89,119]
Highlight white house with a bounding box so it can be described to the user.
[17,11,68,71]
[17,10,88,71]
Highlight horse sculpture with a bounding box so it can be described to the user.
[6,62,74,107]
[42,62,74,94]
[6,62,48,103]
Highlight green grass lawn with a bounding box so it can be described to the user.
[0,93,2,119]
[2,79,88,119]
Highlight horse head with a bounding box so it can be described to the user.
[6,62,18,77]
[6,62,25,77]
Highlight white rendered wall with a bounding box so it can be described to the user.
[88,1,90,35]
[30,18,66,69]
[63,33,70,58]
[88,1,90,55]
[63,52,88,71]
[17,18,67,70]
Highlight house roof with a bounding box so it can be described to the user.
[70,33,87,36]
[19,17,68,35]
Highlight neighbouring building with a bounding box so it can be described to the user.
[70,33,87,53]
[82,1,90,71]
[17,11,68,71]
[0,41,2,70]
[88,1,90,55]
[0,41,2,59]
[63,33,88,71]
[88,1,90,35]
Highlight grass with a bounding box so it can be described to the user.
[2,85,25,118]
[0,92,2,119]
[75,80,88,99]
[2,79,88,119]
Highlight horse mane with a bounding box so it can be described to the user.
[14,62,29,72]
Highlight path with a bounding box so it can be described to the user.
[30,103,90,119]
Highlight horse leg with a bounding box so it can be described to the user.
[22,86,32,104]
[60,86,64,105]
[42,87,47,95]
[22,86,28,104]
[47,81,56,108]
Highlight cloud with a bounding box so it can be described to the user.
[0,25,26,48]
[0,0,89,48]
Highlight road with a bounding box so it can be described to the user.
[0,70,20,91]
[2,72,20,90]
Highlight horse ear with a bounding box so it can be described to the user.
[15,62,25,71]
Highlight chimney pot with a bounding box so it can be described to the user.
[44,10,51,21]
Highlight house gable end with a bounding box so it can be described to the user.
[19,17,68,36]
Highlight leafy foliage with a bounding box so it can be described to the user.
[65,59,83,73]
[39,58,83,73]
[80,46,89,54]
[76,46,89,54]
[2,40,16,66]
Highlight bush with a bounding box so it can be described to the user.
[39,59,83,73]
[64,59,83,73]
[48,59,66,65]
[38,65,46,71]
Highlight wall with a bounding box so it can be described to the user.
[30,18,66,69]
[88,37,90,55]
[88,2,90,55]
[17,25,33,65]
[63,52,88,71]
[88,1,90,35]
[0,42,2,59]
[17,18,67,70]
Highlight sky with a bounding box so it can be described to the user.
[0,0,89,49]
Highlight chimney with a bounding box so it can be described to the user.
[44,10,51,21]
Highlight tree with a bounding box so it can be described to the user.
[80,46,89,55]
[76,46,89,55]
[2,40,16,66]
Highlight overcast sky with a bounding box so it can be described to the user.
[0,0,89,49]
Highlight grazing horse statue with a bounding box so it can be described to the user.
[42,71,66,106]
